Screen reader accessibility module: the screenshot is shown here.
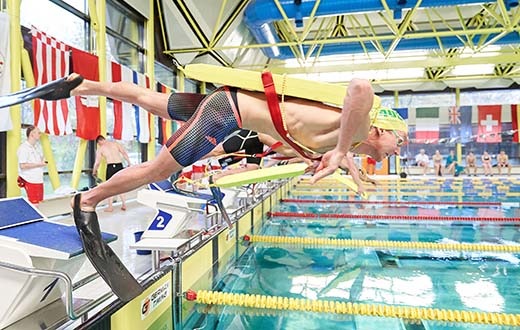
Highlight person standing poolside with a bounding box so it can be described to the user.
[17,125,47,205]
[92,135,131,211]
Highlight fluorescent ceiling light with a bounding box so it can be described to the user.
[291,67,424,83]
[283,49,430,68]
[451,64,495,76]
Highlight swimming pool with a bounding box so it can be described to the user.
[182,176,520,330]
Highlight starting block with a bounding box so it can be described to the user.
[131,180,243,253]
[132,181,216,252]
[0,197,117,328]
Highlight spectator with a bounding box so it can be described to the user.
[432,150,443,176]
[465,151,477,176]
[17,125,47,205]
[481,151,493,176]
[414,149,429,175]
[400,151,411,175]
[366,156,376,175]
[445,150,457,176]
[497,150,511,175]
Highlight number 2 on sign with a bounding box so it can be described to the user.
[155,215,166,228]
[149,210,172,231]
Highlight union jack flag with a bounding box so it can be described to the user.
[449,106,461,125]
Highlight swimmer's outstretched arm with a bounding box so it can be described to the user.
[341,152,366,195]
[311,78,374,183]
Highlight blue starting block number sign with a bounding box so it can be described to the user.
[148,210,173,231]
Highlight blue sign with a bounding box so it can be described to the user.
[148,210,173,231]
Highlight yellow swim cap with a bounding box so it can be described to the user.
[370,107,408,133]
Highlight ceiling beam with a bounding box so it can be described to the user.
[164,25,520,55]
[265,51,520,73]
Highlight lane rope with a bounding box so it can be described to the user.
[268,211,520,222]
[185,290,520,326]
[281,198,502,206]
[243,234,520,253]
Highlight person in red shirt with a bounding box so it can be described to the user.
[366,156,376,175]
[17,125,47,205]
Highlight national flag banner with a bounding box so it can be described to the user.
[512,104,519,143]
[477,105,501,143]
[157,82,171,145]
[449,106,472,143]
[71,48,100,140]
[393,107,408,122]
[133,71,151,143]
[415,107,439,143]
[31,27,72,136]
[0,13,13,131]
[449,106,461,125]
[157,116,167,145]
[111,62,135,141]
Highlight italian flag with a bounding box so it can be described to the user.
[415,107,439,143]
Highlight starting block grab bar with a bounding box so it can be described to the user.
[0,260,113,322]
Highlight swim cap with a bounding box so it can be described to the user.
[369,107,408,133]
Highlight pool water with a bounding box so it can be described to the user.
[182,177,520,330]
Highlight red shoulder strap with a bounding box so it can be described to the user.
[261,71,321,161]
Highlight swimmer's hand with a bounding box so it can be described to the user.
[309,149,344,183]
[356,183,366,196]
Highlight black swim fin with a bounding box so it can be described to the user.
[0,75,84,109]
[73,194,143,302]
[209,176,233,228]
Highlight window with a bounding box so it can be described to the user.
[155,61,176,89]
[20,0,88,50]
[15,0,147,197]
[106,0,145,71]
[104,0,146,165]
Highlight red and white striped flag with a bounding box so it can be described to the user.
[31,27,72,136]
[111,62,135,141]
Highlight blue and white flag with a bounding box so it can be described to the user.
[133,71,150,143]
[393,107,408,121]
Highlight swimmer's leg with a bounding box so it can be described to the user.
[0,75,83,108]
[70,76,171,119]
[74,87,242,210]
